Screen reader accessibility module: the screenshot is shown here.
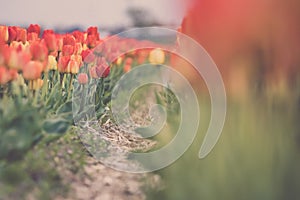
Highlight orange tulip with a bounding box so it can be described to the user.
[22,61,43,80]
[27,32,39,42]
[58,55,70,73]
[123,64,131,73]
[0,26,8,43]
[2,46,18,69]
[43,33,57,52]
[16,28,27,43]
[16,51,31,71]
[67,56,81,74]
[56,34,63,52]
[30,41,48,62]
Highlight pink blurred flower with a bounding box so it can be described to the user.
[78,73,88,84]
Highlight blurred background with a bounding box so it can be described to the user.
[1,0,300,199]
[0,0,184,34]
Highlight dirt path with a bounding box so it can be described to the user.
[55,114,162,200]
[55,157,154,200]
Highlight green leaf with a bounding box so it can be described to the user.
[43,118,70,135]
[56,101,72,114]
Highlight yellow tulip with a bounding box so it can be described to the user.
[149,48,165,65]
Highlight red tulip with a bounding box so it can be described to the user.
[27,32,39,42]
[58,55,70,73]
[86,34,98,49]
[8,26,17,43]
[62,45,74,56]
[27,24,41,36]
[78,73,88,84]
[30,41,48,62]
[63,34,76,47]
[96,63,110,78]
[0,26,8,43]
[43,33,57,52]
[81,49,95,64]
[22,61,43,80]
[55,34,63,51]
[87,26,100,40]
[16,28,27,43]
[42,29,54,37]
[72,30,85,43]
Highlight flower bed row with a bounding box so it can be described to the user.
[0,24,169,163]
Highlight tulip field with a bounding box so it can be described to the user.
[0,24,172,199]
[1,9,300,199]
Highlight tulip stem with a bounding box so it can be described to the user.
[33,89,39,106]
[42,71,49,101]
[67,74,74,100]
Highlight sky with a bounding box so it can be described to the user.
[0,0,185,29]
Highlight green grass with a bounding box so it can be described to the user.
[146,93,300,200]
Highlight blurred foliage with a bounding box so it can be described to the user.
[0,128,86,200]
[146,92,300,200]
